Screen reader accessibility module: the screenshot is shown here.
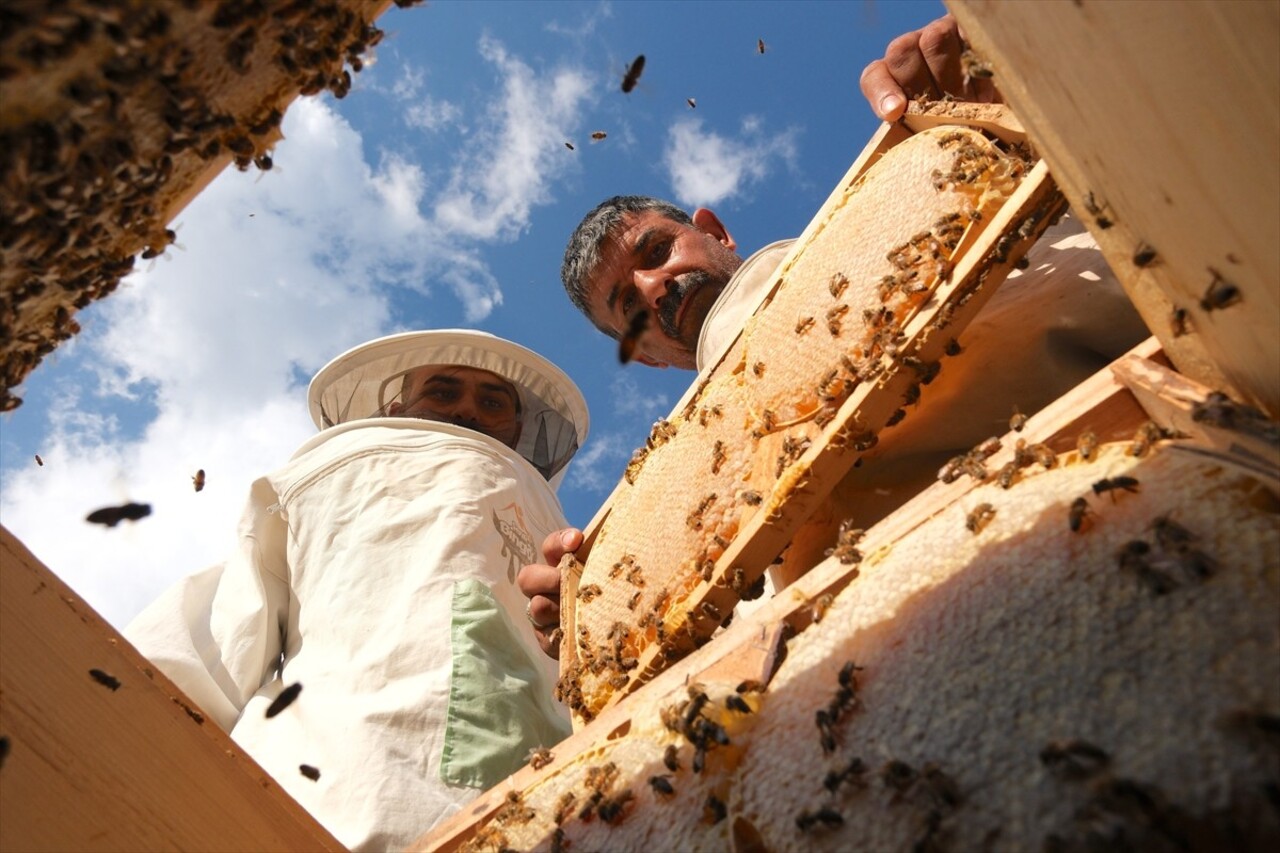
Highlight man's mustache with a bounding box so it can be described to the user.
[656,271,713,338]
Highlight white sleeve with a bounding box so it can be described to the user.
[124,478,290,732]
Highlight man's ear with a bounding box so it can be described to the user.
[691,208,736,251]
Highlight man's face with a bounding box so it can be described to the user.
[388,365,522,449]
[584,209,743,370]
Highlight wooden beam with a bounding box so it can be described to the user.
[0,525,343,852]
[947,0,1280,417]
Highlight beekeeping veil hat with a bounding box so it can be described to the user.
[308,330,589,485]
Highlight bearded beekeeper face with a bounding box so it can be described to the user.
[308,330,589,486]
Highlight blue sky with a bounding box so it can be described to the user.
[0,0,946,629]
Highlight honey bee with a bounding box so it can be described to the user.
[809,593,834,623]
[815,708,837,754]
[825,304,849,336]
[1199,268,1241,312]
[528,746,555,770]
[89,668,122,691]
[663,743,681,772]
[564,141,575,150]
[590,131,607,141]
[994,461,1019,490]
[700,601,721,623]
[795,315,816,335]
[1009,408,1028,432]
[1082,192,1113,230]
[756,38,766,54]
[738,489,763,506]
[724,694,753,714]
[265,682,303,718]
[298,764,321,781]
[796,807,844,831]
[86,502,152,527]
[829,271,850,298]
[1128,421,1166,458]
[618,309,649,364]
[1068,497,1092,533]
[621,54,645,93]
[1170,306,1191,337]
[34,454,43,466]
[1077,430,1099,461]
[885,408,907,427]
[880,759,918,793]
[192,468,206,492]
[627,589,642,610]
[1040,739,1110,780]
[1132,243,1157,267]
[597,789,634,824]
[966,503,997,534]
[649,774,675,796]
[825,520,865,565]
[578,584,603,602]
[711,440,726,474]
[685,493,716,530]
[752,361,766,378]
[1116,540,1176,595]
[1093,476,1140,500]
[686,97,697,109]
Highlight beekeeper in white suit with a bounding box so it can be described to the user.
[125,329,589,851]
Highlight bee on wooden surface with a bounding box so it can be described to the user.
[757,38,766,54]
[1131,243,1157,267]
[598,790,634,824]
[1040,739,1110,780]
[809,593,834,623]
[752,360,766,378]
[608,672,630,689]
[553,791,578,825]
[796,807,844,832]
[578,584,602,603]
[547,627,564,648]
[686,97,697,108]
[795,315,816,335]
[663,743,681,772]
[938,455,966,484]
[1199,268,1241,312]
[265,682,303,718]
[1170,306,1191,337]
[618,309,649,364]
[697,403,723,426]
[1077,430,1099,461]
[1093,476,1140,500]
[626,589,642,610]
[609,555,632,579]
[825,520,865,565]
[995,461,1020,490]
[1009,408,1028,432]
[1083,192,1113,229]
[686,493,716,531]
[700,792,727,824]
[86,502,152,527]
[89,668,122,691]
[621,54,645,93]
[700,601,722,623]
[966,503,997,534]
[192,468,206,492]
[738,490,763,506]
[710,440,726,474]
[1128,421,1166,458]
[1068,497,1093,533]
[299,764,321,781]
[649,774,675,796]
[590,131,607,141]
[816,708,838,754]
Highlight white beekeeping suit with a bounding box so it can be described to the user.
[126,330,589,851]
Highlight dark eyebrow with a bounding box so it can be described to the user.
[423,374,518,406]
[605,227,660,314]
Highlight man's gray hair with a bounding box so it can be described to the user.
[561,195,692,337]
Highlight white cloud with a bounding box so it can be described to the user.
[432,35,594,241]
[610,372,670,421]
[565,432,632,493]
[663,116,798,208]
[405,96,463,133]
[392,63,426,101]
[544,1,613,39]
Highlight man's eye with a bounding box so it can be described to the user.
[646,240,670,265]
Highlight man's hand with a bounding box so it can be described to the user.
[858,13,1001,122]
[517,527,583,659]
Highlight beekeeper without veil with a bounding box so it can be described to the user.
[310,329,587,487]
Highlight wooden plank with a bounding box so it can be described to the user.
[0,525,344,852]
[947,0,1280,417]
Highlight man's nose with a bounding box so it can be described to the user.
[634,268,673,309]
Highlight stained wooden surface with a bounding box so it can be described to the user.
[0,525,343,852]
[948,0,1280,417]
